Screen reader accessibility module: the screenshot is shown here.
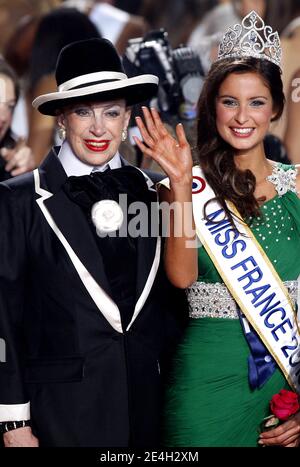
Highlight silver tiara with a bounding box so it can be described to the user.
[217,10,282,68]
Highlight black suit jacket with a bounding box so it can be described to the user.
[0,149,187,447]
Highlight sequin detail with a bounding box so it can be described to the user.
[267,165,298,197]
[187,281,298,319]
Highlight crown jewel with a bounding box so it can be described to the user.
[217,10,282,68]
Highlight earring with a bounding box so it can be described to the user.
[58,127,66,140]
[121,128,127,141]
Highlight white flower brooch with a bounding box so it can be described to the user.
[91,200,124,235]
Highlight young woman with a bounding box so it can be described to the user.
[135,11,300,447]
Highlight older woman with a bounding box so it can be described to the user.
[0,38,186,447]
[0,59,35,180]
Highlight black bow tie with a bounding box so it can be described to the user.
[90,165,111,174]
[63,165,152,211]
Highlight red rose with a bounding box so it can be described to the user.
[270,390,300,421]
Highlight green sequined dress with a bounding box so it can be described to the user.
[164,164,300,447]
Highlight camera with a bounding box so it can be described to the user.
[123,29,205,125]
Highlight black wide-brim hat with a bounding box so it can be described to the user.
[32,38,158,116]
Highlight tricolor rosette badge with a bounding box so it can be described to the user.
[192,175,206,194]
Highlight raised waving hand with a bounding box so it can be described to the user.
[135,106,198,288]
[134,107,193,186]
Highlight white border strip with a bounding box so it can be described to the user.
[32,75,159,109]
[58,71,127,92]
[0,402,30,422]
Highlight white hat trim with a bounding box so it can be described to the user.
[32,74,159,109]
[58,71,127,92]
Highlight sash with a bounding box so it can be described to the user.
[192,166,300,392]
[160,166,300,392]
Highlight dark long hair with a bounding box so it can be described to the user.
[195,57,284,224]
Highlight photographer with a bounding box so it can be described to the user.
[123,29,204,171]
[124,30,204,126]
[0,59,35,181]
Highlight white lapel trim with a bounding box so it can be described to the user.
[126,236,161,331]
[33,169,123,333]
[136,167,157,192]
[125,167,161,330]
